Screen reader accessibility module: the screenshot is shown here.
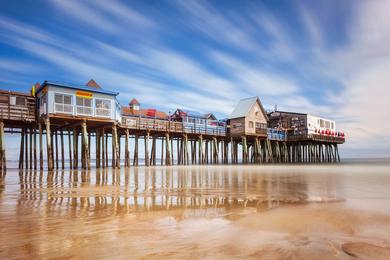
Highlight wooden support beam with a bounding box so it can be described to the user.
[73,128,78,169]
[96,129,101,168]
[165,133,171,166]
[161,137,164,166]
[145,132,150,167]
[101,128,105,168]
[81,120,90,170]
[60,130,64,169]
[55,130,58,169]
[125,129,129,167]
[133,135,139,166]
[25,128,28,169]
[0,121,5,172]
[39,124,44,170]
[33,127,37,170]
[68,129,72,169]
[45,118,53,171]
[19,127,24,169]
[105,131,108,168]
[112,124,119,168]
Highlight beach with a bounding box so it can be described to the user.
[1,162,390,259]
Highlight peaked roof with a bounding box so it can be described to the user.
[174,109,208,119]
[204,113,217,120]
[229,96,268,121]
[36,80,119,96]
[129,98,140,105]
[86,79,101,89]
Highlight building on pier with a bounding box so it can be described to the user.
[228,97,268,137]
[0,90,36,126]
[36,80,120,122]
[171,109,226,135]
[268,111,344,142]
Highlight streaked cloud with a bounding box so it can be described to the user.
[0,0,389,157]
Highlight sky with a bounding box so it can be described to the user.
[0,0,389,158]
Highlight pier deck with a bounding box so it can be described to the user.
[0,88,345,172]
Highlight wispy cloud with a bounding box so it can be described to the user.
[1,1,390,157]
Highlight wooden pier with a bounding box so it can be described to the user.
[0,81,345,172]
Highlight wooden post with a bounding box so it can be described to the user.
[112,124,119,168]
[213,137,219,164]
[60,130,64,169]
[39,123,43,170]
[242,136,247,164]
[0,121,5,172]
[105,131,108,167]
[55,130,58,169]
[199,135,204,164]
[68,129,72,169]
[165,133,171,166]
[145,132,150,167]
[125,129,129,167]
[19,128,24,169]
[335,144,340,163]
[25,128,28,169]
[73,128,78,169]
[88,132,91,164]
[184,134,189,165]
[171,138,174,165]
[161,137,164,166]
[133,135,139,166]
[45,118,53,171]
[102,128,105,168]
[81,121,89,170]
[33,127,37,170]
[96,129,101,168]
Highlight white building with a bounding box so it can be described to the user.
[36,80,120,121]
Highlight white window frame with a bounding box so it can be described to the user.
[76,96,93,116]
[54,92,74,115]
[94,98,112,118]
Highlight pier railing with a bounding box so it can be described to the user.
[121,116,184,132]
[287,133,345,143]
[121,116,228,136]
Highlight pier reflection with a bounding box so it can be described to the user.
[11,166,342,218]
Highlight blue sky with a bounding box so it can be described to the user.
[1,0,390,158]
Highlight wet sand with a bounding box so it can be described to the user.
[1,163,390,259]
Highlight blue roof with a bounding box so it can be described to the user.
[37,80,119,96]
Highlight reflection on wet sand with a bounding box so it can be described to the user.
[1,164,390,259]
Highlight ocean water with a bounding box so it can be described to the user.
[1,163,390,259]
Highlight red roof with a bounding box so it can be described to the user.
[121,107,168,120]
[129,98,140,106]
[86,79,101,89]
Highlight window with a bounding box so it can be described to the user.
[54,93,73,114]
[249,121,254,128]
[256,122,267,129]
[325,121,330,129]
[331,122,334,130]
[95,99,111,117]
[15,96,26,106]
[320,119,325,128]
[76,97,92,115]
